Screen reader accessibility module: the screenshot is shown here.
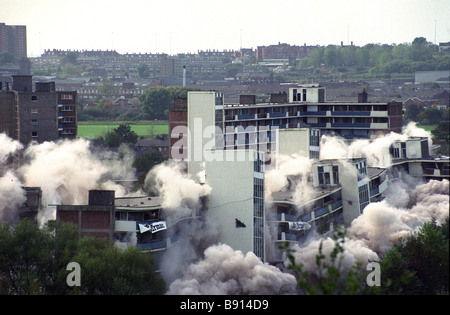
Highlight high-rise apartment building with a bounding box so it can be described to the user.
[0,23,27,59]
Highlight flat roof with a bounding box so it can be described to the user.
[114,196,163,209]
[271,185,341,206]
[368,167,386,179]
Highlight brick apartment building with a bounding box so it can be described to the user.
[169,97,188,160]
[0,75,77,145]
[0,23,27,60]
[57,190,116,240]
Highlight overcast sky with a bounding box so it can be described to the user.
[2,0,450,57]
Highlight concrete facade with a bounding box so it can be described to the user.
[205,149,265,261]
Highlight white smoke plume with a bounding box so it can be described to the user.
[17,138,139,225]
[0,134,26,224]
[0,171,27,224]
[348,179,449,256]
[289,237,380,275]
[0,133,23,164]
[142,161,218,285]
[144,161,212,220]
[0,134,140,225]
[167,243,297,295]
[159,216,220,285]
[265,153,313,205]
[286,179,449,280]
[283,124,444,281]
[320,122,432,168]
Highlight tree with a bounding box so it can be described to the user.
[65,51,78,65]
[284,228,381,295]
[71,237,164,294]
[380,218,449,295]
[98,78,116,95]
[432,119,450,155]
[139,86,199,120]
[133,148,167,173]
[137,63,150,79]
[409,37,433,62]
[0,219,55,294]
[324,46,341,67]
[424,107,443,125]
[0,52,16,65]
[404,103,424,123]
[104,124,138,147]
[0,219,165,295]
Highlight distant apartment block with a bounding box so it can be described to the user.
[169,85,402,168]
[256,42,317,60]
[220,85,402,140]
[0,75,77,145]
[0,23,27,59]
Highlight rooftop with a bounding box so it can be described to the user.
[114,196,163,209]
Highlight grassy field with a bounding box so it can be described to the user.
[416,124,436,132]
[77,121,168,139]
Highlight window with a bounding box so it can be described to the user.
[356,161,367,180]
[31,108,38,114]
[324,172,331,185]
[31,119,38,126]
[31,131,38,138]
[31,95,37,101]
[310,129,320,146]
[60,94,73,100]
[332,166,339,184]
[358,184,370,212]
[310,150,319,159]
[318,166,324,185]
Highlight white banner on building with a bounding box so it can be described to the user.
[150,221,167,233]
[138,221,167,234]
[138,223,152,233]
[289,221,311,231]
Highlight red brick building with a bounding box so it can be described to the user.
[57,190,115,241]
[169,97,188,161]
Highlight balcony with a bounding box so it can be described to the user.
[308,123,326,127]
[331,123,370,128]
[370,187,380,197]
[370,123,388,129]
[269,112,288,118]
[300,212,311,222]
[299,111,326,116]
[274,213,298,222]
[137,240,167,251]
[332,200,343,210]
[331,111,370,116]
[370,111,388,117]
[314,206,328,218]
[237,114,256,120]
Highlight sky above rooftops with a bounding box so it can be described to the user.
[1,0,449,57]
